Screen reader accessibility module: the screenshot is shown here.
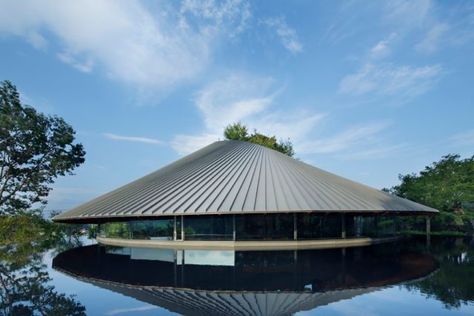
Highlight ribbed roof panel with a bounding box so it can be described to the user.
[53,140,437,222]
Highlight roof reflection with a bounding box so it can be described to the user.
[53,244,437,315]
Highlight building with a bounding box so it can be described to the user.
[53,140,437,249]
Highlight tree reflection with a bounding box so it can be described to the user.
[405,237,474,309]
[0,216,86,315]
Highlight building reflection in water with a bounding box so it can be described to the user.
[53,244,438,315]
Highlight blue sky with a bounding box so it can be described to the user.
[0,0,473,211]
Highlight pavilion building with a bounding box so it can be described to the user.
[53,140,437,249]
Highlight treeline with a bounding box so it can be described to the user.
[386,154,474,234]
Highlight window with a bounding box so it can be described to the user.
[130,219,174,240]
[184,215,233,240]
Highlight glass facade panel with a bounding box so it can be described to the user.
[345,215,356,237]
[297,213,342,239]
[353,215,398,237]
[235,214,293,240]
[184,215,233,240]
[130,219,173,240]
[267,214,293,240]
[97,213,400,241]
[236,214,264,240]
[99,222,130,239]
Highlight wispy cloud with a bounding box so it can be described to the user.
[384,0,474,54]
[369,33,397,60]
[195,73,275,131]
[171,73,324,155]
[337,143,408,160]
[262,16,303,53]
[171,133,220,156]
[180,0,251,37]
[298,122,391,155]
[384,0,432,30]
[450,129,474,147]
[171,73,398,159]
[57,51,94,73]
[103,133,163,145]
[415,23,450,54]
[0,0,251,92]
[339,63,442,99]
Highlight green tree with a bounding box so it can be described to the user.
[404,237,474,309]
[0,216,86,315]
[223,122,295,157]
[223,122,248,140]
[0,81,85,214]
[388,154,474,233]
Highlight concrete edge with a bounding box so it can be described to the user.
[96,236,402,251]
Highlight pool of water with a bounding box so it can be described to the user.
[2,236,474,315]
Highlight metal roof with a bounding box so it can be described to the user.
[79,279,375,316]
[53,140,437,222]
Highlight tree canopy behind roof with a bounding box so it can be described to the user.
[224,122,295,157]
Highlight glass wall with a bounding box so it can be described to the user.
[235,214,293,240]
[297,213,342,239]
[184,215,233,240]
[97,213,400,241]
[130,218,174,240]
[352,215,398,237]
[99,222,130,239]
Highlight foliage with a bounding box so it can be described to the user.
[223,122,248,141]
[404,237,474,309]
[0,215,86,315]
[223,122,295,157]
[100,222,130,239]
[388,154,474,233]
[0,80,86,215]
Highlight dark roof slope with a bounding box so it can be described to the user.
[54,140,437,222]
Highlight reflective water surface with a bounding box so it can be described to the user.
[2,237,474,315]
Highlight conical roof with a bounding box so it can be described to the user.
[53,140,437,223]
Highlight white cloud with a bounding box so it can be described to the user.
[262,16,302,53]
[171,74,324,155]
[450,129,474,147]
[384,0,432,29]
[170,133,221,155]
[180,0,251,37]
[337,143,408,160]
[0,0,250,91]
[370,41,390,59]
[248,111,326,145]
[298,122,390,155]
[339,63,442,98]
[369,33,397,59]
[103,133,163,145]
[57,51,94,73]
[195,73,275,132]
[415,23,450,54]
[171,74,396,159]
